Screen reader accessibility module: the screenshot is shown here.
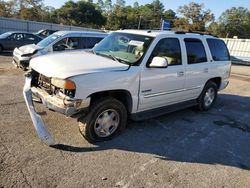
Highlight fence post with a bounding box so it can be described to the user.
[27,21,29,32]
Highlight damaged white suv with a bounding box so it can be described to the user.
[23,30,231,145]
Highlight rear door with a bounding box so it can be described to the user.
[206,38,231,87]
[139,37,186,111]
[183,38,210,100]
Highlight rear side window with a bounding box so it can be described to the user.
[84,37,104,48]
[23,34,36,41]
[207,39,230,61]
[185,38,207,64]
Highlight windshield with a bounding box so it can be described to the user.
[93,32,153,65]
[35,30,43,34]
[0,32,11,39]
[37,34,61,47]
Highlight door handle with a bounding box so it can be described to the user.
[177,71,184,77]
[203,68,209,73]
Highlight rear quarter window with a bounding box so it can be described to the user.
[207,39,230,61]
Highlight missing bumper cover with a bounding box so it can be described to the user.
[23,76,55,146]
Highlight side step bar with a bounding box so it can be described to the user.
[130,100,197,121]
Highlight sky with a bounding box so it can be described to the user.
[43,0,250,20]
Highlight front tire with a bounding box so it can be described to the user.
[78,97,127,143]
[197,81,218,111]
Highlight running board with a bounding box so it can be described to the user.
[130,100,197,121]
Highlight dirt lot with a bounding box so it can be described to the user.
[0,53,250,188]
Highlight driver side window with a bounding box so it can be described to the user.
[53,38,68,51]
[9,33,23,41]
[53,37,80,51]
[150,38,182,66]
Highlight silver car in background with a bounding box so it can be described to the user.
[12,30,108,70]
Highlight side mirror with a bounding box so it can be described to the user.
[149,57,168,68]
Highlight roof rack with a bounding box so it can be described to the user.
[175,30,218,37]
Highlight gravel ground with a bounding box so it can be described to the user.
[0,53,250,188]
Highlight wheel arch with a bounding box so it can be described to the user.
[206,77,222,89]
[88,90,133,114]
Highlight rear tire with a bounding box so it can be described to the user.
[197,81,218,111]
[78,97,127,143]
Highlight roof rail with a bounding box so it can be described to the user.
[175,30,217,37]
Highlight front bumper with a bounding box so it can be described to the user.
[13,48,31,69]
[23,76,90,145]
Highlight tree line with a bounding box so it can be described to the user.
[0,0,250,38]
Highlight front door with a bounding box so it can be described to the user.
[5,33,23,50]
[139,37,186,112]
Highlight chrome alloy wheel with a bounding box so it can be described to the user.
[94,109,120,137]
[204,88,215,107]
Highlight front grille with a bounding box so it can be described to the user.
[31,69,75,98]
[38,74,52,93]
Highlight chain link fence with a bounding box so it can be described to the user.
[223,38,250,65]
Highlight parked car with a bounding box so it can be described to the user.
[35,29,58,38]
[13,30,108,70]
[0,31,42,53]
[23,30,231,145]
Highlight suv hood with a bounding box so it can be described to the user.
[30,51,129,79]
[19,44,43,54]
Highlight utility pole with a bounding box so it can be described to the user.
[138,16,142,29]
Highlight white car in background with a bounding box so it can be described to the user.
[13,30,108,70]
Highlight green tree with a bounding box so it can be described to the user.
[210,7,250,38]
[133,1,139,8]
[0,0,16,17]
[105,1,167,30]
[135,0,165,29]
[56,1,106,28]
[163,9,176,28]
[104,0,112,12]
[97,0,104,10]
[176,2,214,31]
[115,0,125,7]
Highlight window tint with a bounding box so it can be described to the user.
[53,37,81,51]
[84,37,104,48]
[10,33,23,41]
[207,39,230,61]
[150,38,182,66]
[23,34,36,41]
[185,38,207,64]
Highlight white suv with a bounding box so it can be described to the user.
[23,30,231,145]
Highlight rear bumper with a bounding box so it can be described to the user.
[219,80,229,90]
[23,75,90,145]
